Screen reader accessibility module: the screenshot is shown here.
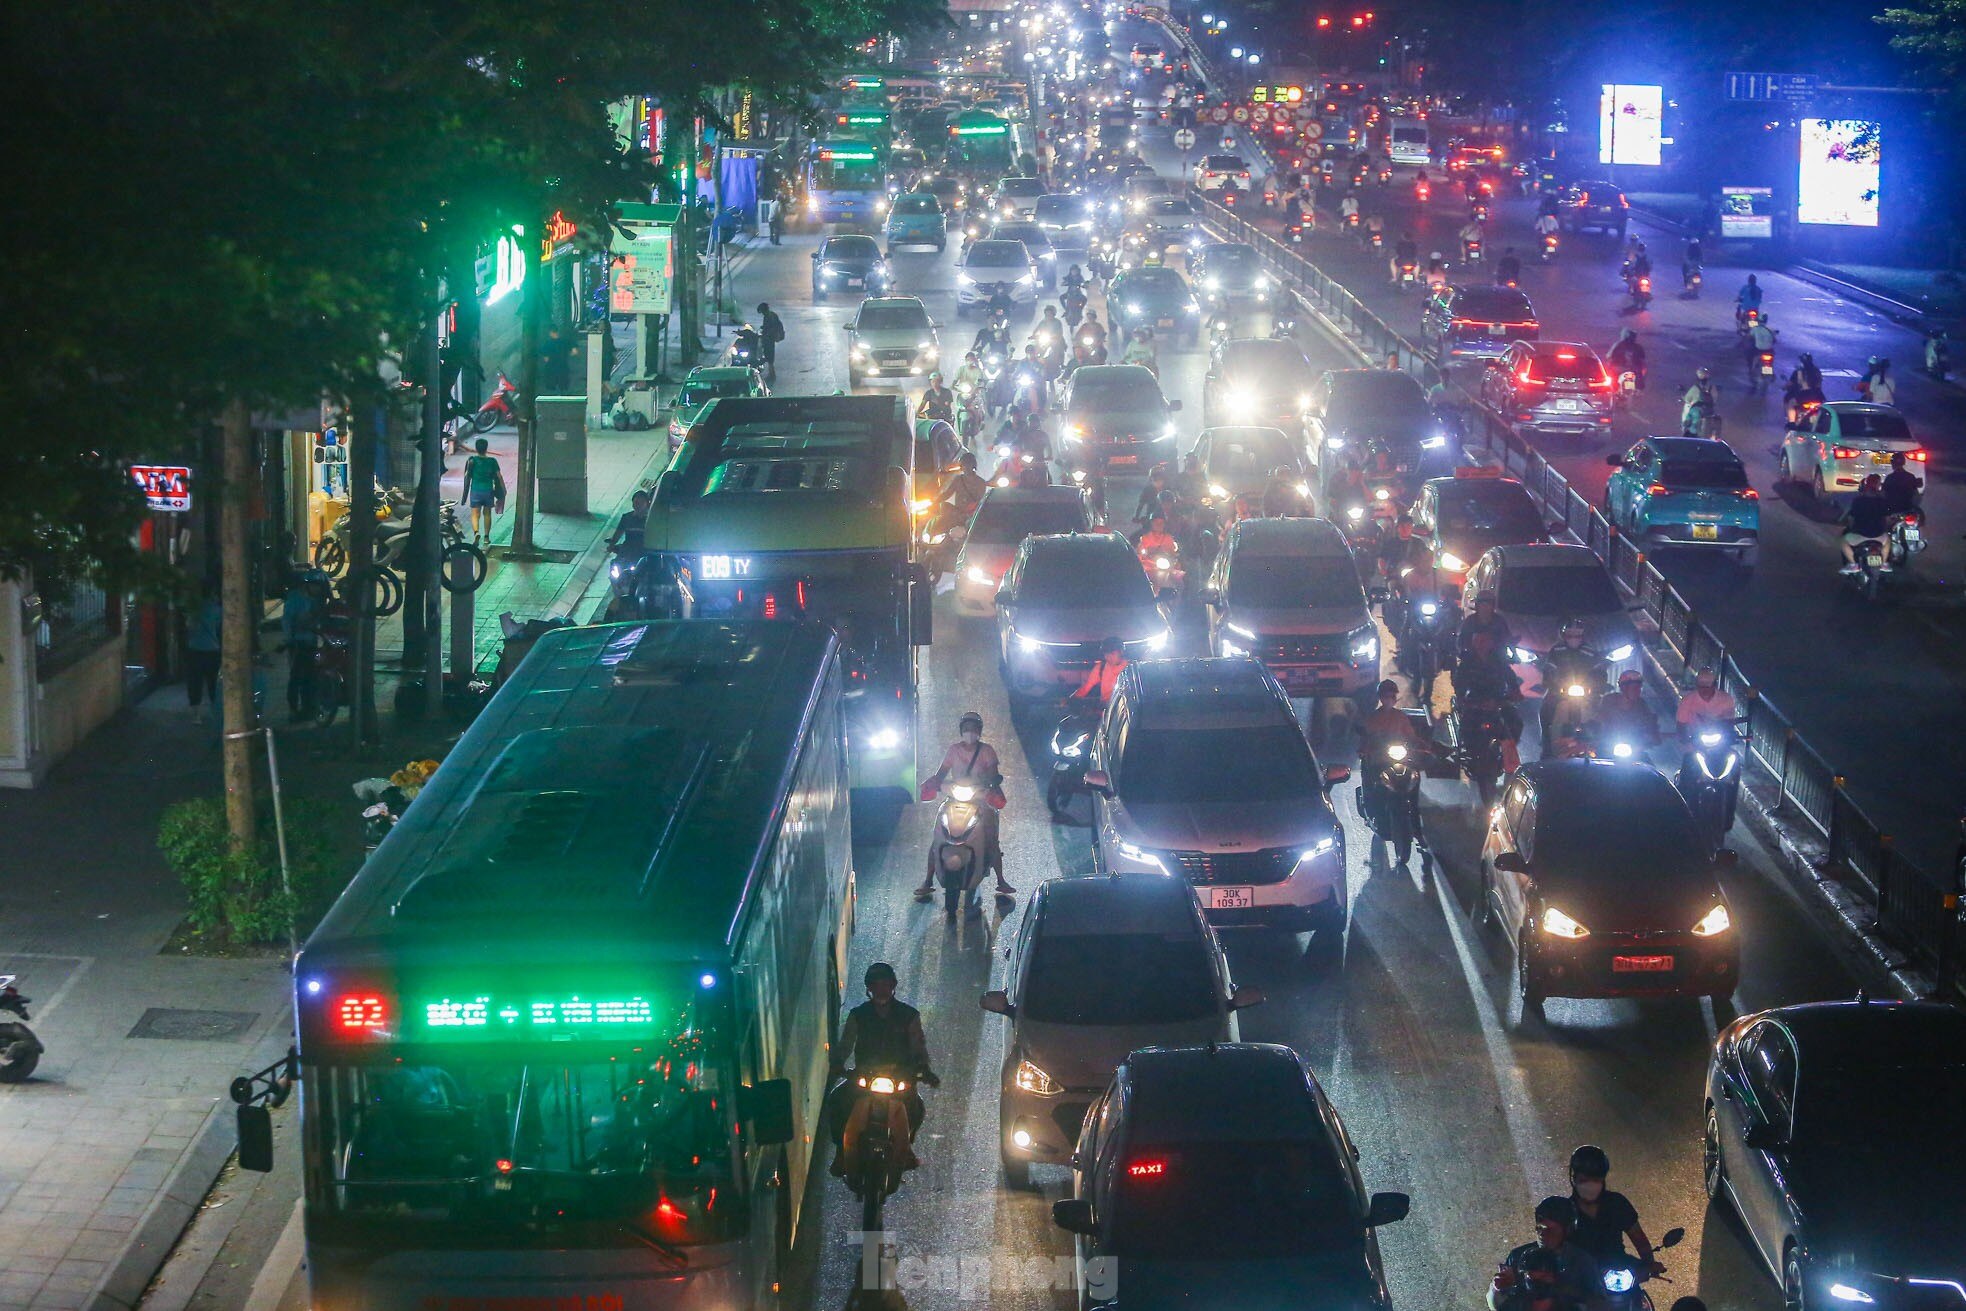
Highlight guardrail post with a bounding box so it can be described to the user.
[1774,729,1796,816]
[1827,775,1847,870]
[1940,833,1963,1000]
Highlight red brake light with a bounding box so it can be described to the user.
[1591,370,1614,391]
[1127,1159,1166,1178]
[1516,365,1538,386]
[1832,447,1858,459]
[1909,449,1929,461]
[1646,483,1668,496]
[1555,350,1576,361]
[1740,488,1760,499]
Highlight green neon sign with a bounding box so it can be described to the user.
[954,123,1008,136]
[823,148,878,161]
[419,991,659,1037]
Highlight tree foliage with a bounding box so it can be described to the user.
[1877,0,1966,83]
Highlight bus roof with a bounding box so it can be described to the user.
[298,620,838,971]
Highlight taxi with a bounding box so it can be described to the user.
[1777,402,1926,507]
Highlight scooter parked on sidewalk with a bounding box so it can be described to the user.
[448,372,521,437]
[0,976,46,1082]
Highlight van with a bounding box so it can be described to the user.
[1387,120,1430,166]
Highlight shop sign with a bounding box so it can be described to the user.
[132,465,192,512]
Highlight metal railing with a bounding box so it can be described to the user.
[1185,187,1964,1000]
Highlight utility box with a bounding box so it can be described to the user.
[534,396,588,515]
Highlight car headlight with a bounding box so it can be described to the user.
[1540,906,1589,938]
[1510,645,1539,664]
[918,340,937,354]
[1226,389,1256,416]
[1255,275,1272,291]
[1162,421,1177,438]
[1018,634,1044,654]
[1606,643,1634,662]
[1350,625,1379,663]
[1125,301,1143,314]
[1013,1057,1061,1095]
[910,497,935,516]
[1183,302,1198,314]
[1065,421,1086,440]
[1435,550,1467,572]
[1692,904,1732,937]
[1113,836,1167,872]
[1296,482,1312,497]
[1140,630,1169,651]
[1018,272,1036,285]
[966,565,994,585]
[851,343,870,358]
[1205,276,1221,291]
[865,727,903,752]
[957,272,976,287]
[1828,1286,1875,1305]
[874,199,889,214]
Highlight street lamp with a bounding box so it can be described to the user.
[1247,52,1261,64]
[1230,44,1244,57]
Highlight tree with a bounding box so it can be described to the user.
[1877,0,1966,82]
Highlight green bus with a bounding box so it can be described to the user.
[634,394,929,793]
[945,108,1024,182]
[286,620,856,1311]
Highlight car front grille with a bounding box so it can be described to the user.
[1168,847,1297,885]
[1257,632,1348,663]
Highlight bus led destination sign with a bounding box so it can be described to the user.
[419,992,657,1036]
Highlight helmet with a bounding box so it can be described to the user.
[864,962,898,987]
[1618,327,1636,342]
[1534,1196,1577,1226]
[958,710,984,734]
[1560,618,1587,640]
[1569,1144,1610,1179]
[1695,366,1711,382]
[929,371,944,384]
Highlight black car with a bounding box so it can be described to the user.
[1304,369,1449,499]
[1410,470,1551,594]
[1059,364,1183,474]
[1480,759,1741,1015]
[1704,1000,1966,1311]
[1109,267,1200,343]
[1202,337,1316,430]
[1419,284,1540,362]
[1190,242,1273,307]
[809,234,890,300]
[1056,1043,1410,1310]
[1558,179,1629,237]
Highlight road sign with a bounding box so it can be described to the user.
[1725,71,1819,103]
[1303,120,1324,140]
[1172,127,1196,150]
[1208,105,1231,124]
[1252,106,1272,124]
[1231,105,1249,123]
[1272,105,1295,124]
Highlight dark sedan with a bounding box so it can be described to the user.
[809,234,890,299]
[1705,1000,1966,1311]
[1304,368,1451,500]
[1109,267,1200,344]
[1419,284,1540,363]
[1479,759,1740,1014]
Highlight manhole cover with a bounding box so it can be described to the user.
[129,1008,260,1041]
[488,546,578,564]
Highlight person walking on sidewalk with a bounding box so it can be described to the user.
[460,437,505,544]
[185,586,222,724]
[757,303,785,377]
[282,571,323,722]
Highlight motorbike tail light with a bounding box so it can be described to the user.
[1740,488,1759,499]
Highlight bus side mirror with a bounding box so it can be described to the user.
[237,1105,275,1173]
[740,1079,796,1146]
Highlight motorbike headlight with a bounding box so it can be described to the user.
[1297,481,1312,497]
[966,565,994,585]
[1828,1287,1876,1305]
[1606,643,1634,662]
[1209,483,1230,499]
[1692,904,1732,937]
[1018,634,1044,654]
[1603,1270,1636,1295]
[865,727,902,752]
[1423,434,1448,450]
[865,1075,900,1094]
[950,783,977,803]
[1386,742,1409,762]
[1256,275,1271,291]
[1125,301,1143,315]
[1611,741,1635,759]
[609,561,622,579]
[1346,505,1365,522]
[1205,276,1221,291]
[1226,388,1256,416]
[1014,1058,1061,1095]
[1113,836,1168,872]
[1510,646,1539,664]
[1419,601,1439,616]
[1436,550,1467,573]
[1699,730,1723,747]
[1540,906,1589,938]
[1055,733,1089,759]
[1143,630,1170,651]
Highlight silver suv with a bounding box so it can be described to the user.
[981,874,1259,1188]
[1084,657,1351,950]
[843,296,939,385]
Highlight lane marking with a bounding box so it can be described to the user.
[244,1198,304,1311]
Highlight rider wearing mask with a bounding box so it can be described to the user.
[1681,368,1719,438]
[916,711,1013,898]
[1457,592,1516,664]
[1607,329,1646,390]
[1073,636,1129,706]
[1377,513,1431,584]
[1592,669,1661,748]
[916,373,955,424]
[1357,678,1428,823]
[953,352,988,403]
[1490,1197,1603,1311]
[1881,450,1923,515]
[1567,1145,1665,1275]
[1123,327,1158,371]
[1840,474,1894,572]
[828,963,939,1176]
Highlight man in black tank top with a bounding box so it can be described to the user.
[829,963,939,1175]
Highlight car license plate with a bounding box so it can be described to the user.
[1555,399,1584,411]
[1612,954,1675,973]
[1488,323,1504,333]
[1109,453,1139,465]
[847,277,865,287]
[1208,887,1255,909]
[1157,317,1176,328]
[1871,452,1893,465]
[1692,523,1719,541]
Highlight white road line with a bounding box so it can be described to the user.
[1,952,93,1024]
[244,1198,305,1311]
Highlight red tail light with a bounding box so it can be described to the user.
[1591,370,1614,391]
[1909,449,1929,462]
[1832,447,1858,459]
[1646,483,1668,496]
[1516,365,1539,386]
[1740,488,1760,499]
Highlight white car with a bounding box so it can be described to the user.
[1192,154,1251,193]
[1778,401,1925,505]
[991,176,1046,221]
[956,239,1040,313]
[843,296,939,385]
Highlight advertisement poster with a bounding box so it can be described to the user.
[1598,84,1663,167]
[1798,119,1880,227]
[1720,186,1774,239]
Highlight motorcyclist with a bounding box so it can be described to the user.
[1681,368,1719,438]
[1033,305,1066,359]
[1393,233,1418,282]
[1675,666,1739,753]
[1591,669,1661,750]
[1606,329,1646,391]
[1358,678,1429,825]
[1062,281,1088,328]
[952,352,988,403]
[1881,450,1923,515]
[1456,592,1516,664]
[973,308,1011,360]
[1567,1144,1666,1275]
[1137,513,1180,566]
[1060,262,1086,296]
[1282,191,1306,231]
[1133,463,1174,525]
[1122,326,1158,373]
[1377,512,1431,584]
[1783,352,1824,425]
[828,963,939,1178]
[1339,191,1360,226]
[606,488,652,556]
[1458,217,1484,257]
[1532,210,1560,249]
[1743,315,1777,391]
[1862,357,1897,407]
[1173,453,1207,505]
[1496,247,1522,285]
[915,711,1013,898]
[1078,308,1108,354]
[1682,236,1703,284]
[1928,328,1952,380]
[938,451,988,517]
[1540,619,1602,695]
[915,372,955,424]
[1839,474,1893,572]
[1072,636,1129,706]
[1734,273,1763,325]
[1489,1197,1603,1311]
[1364,211,1386,245]
[1455,630,1524,729]
[1425,251,1449,292]
[1262,468,1311,518]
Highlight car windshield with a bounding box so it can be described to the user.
[1120,269,1185,294]
[1227,555,1364,610]
[1111,1140,1358,1260]
[1497,564,1621,616]
[1439,487,1546,540]
[1533,350,1602,379]
[1144,198,1194,217]
[1454,288,1534,321]
[1661,460,1748,489]
[1119,725,1317,804]
[965,241,1030,268]
[1837,410,1913,440]
[1071,371,1163,407]
[1020,932,1218,1026]
[892,195,939,214]
[679,377,751,405]
[1206,430,1298,473]
[1204,247,1259,273]
[1533,793,1709,884]
[1226,343,1311,382]
[969,498,1089,545]
[824,237,879,260]
[1018,548,1154,607]
[995,224,1051,248]
[1202,156,1246,170]
[1035,196,1091,222]
[856,303,930,331]
[999,178,1044,196]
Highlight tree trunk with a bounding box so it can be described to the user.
[218,397,256,850]
[421,295,446,715]
[510,233,541,557]
[347,398,379,744]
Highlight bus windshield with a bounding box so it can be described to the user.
[813,150,882,191]
[306,996,739,1250]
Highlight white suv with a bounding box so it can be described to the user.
[956,240,1040,313]
[1193,154,1251,193]
[1083,657,1352,951]
[843,296,939,385]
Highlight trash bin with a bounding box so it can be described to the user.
[534,396,587,515]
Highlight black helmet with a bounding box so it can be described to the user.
[1569,1144,1610,1179]
[1534,1196,1577,1226]
[864,962,898,987]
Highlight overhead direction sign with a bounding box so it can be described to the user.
[1726,72,1818,104]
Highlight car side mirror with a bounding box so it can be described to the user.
[1604,454,1625,468]
[1323,765,1352,787]
[1493,851,1528,874]
[1744,1122,1787,1151]
[1083,768,1112,795]
[1365,1192,1412,1227]
[843,322,856,330]
[236,1104,275,1173]
[1166,399,1182,412]
[1053,1198,1098,1235]
[1658,1226,1686,1250]
[1198,586,1220,605]
[980,989,1015,1016]
[810,251,822,261]
[1229,984,1266,1011]
[738,1078,796,1146]
[994,589,1010,608]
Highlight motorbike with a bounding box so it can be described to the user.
[993,448,1051,488]
[1539,231,1559,262]
[919,507,969,584]
[927,779,1001,918]
[1047,710,1100,815]
[1888,508,1926,569]
[1450,697,1521,809]
[837,1068,932,1231]
[1470,200,1491,224]
[1395,595,1448,688]
[1462,237,1483,264]
[605,549,644,620]
[1783,387,1825,429]
[1614,370,1640,410]
[1752,349,1777,394]
[1378,166,1393,185]
[1626,272,1653,310]
[1343,210,1361,233]
[1368,228,1385,251]
[1138,537,1185,601]
[1681,720,1746,854]
[312,586,356,724]
[446,371,521,438]
[1599,1226,1685,1311]
[1069,466,1108,520]
[1414,180,1431,203]
[1395,260,1419,291]
[728,327,765,369]
[1535,650,1608,747]
[1681,264,1703,299]
[1287,219,1307,245]
[1847,534,1892,602]
[1207,314,1232,349]
[1359,734,1429,865]
[0,976,44,1082]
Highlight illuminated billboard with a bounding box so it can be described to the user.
[1798,119,1880,228]
[1598,84,1662,166]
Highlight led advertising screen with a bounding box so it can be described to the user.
[1798,119,1880,227]
[1598,85,1662,166]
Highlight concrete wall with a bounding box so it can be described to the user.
[0,573,127,789]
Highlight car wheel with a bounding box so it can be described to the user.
[1784,1251,1807,1311]
[1516,939,1545,1019]
[1736,545,1758,572]
[1702,1107,1727,1203]
[1812,468,1828,503]
[1777,449,1794,484]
